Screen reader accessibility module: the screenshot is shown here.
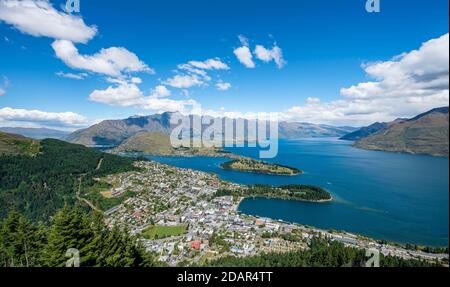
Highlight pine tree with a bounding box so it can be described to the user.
[42,205,94,267]
[0,211,45,267]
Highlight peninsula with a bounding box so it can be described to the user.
[221,158,302,176]
[215,184,332,202]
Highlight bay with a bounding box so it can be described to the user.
[148,138,449,247]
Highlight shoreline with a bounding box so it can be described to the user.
[220,165,302,176]
[235,197,448,251]
[240,195,333,204]
[113,153,447,250]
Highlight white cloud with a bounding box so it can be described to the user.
[140,97,197,113]
[89,81,195,113]
[56,71,88,80]
[177,64,209,76]
[0,107,90,128]
[341,33,449,101]
[216,82,231,91]
[163,74,204,89]
[285,34,449,126]
[151,85,171,98]
[130,77,142,84]
[254,45,286,69]
[188,58,229,70]
[173,58,229,90]
[89,82,144,107]
[0,88,5,96]
[0,0,97,44]
[306,97,321,104]
[233,46,255,68]
[52,40,154,77]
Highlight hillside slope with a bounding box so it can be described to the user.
[64,113,173,146]
[340,122,388,141]
[114,132,175,154]
[354,107,449,157]
[279,122,356,138]
[0,132,40,156]
[0,138,136,221]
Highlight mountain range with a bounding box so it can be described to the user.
[0,127,69,140]
[341,107,449,157]
[63,112,357,147]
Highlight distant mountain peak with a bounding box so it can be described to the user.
[348,107,449,157]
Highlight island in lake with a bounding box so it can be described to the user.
[215,184,332,202]
[221,158,302,176]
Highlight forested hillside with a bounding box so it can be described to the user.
[0,132,40,156]
[0,138,136,221]
[0,206,160,267]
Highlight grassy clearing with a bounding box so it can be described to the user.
[141,225,187,240]
[83,182,137,211]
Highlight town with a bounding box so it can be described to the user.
[95,160,448,266]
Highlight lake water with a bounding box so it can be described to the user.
[148,138,449,247]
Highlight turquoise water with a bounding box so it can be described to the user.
[148,138,449,247]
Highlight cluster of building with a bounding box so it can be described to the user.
[102,160,448,266]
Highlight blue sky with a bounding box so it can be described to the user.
[0,0,449,130]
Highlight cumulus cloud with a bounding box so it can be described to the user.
[216,82,231,91]
[89,80,195,113]
[233,45,255,68]
[0,107,90,128]
[340,33,449,100]
[89,81,144,107]
[151,85,171,98]
[234,36,286,69]
[163,74,204,89]
[56,71,88,80]
[52,40,154,77]
[285,34,449,126]
[0,0,97,43]
[254,44,286,69]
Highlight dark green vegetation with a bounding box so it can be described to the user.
[0,138,136,221]
[0,207,160,267]
[215,184,332,202]
[0,132,40,156]
[345,107,449,157]
[221,159,302,176]
[141,225,187,240]
[205,237,439,267]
